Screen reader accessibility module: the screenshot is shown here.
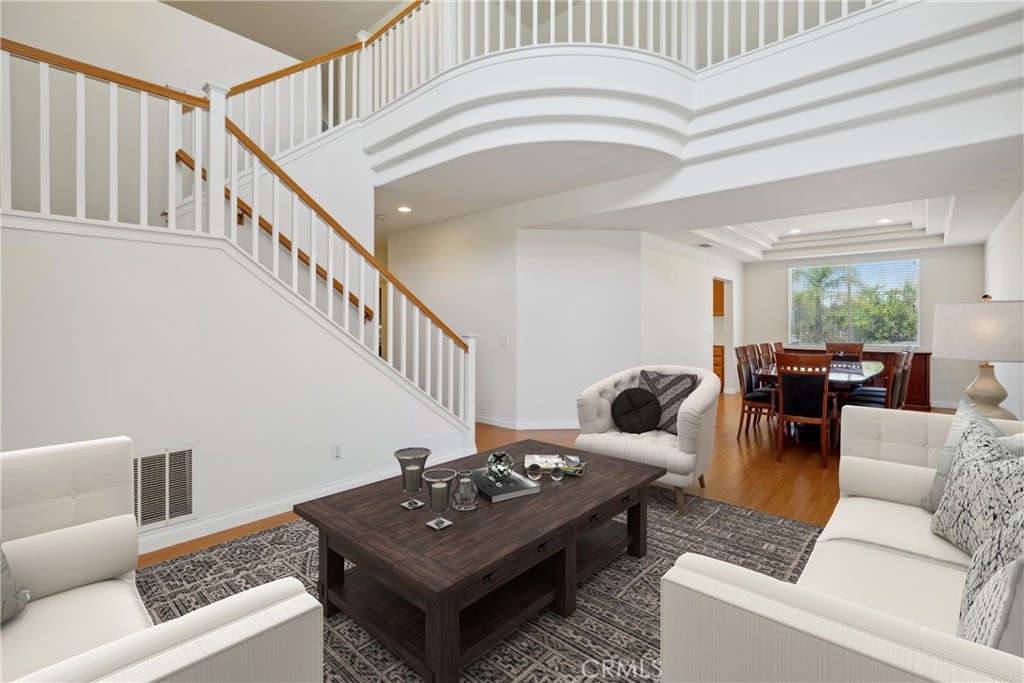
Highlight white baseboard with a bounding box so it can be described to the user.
[138,445,471,554]
[723,384,740,395]
[476,413,579,431]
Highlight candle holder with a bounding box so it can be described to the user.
[452,469,480,511]
[422,468,457,530]
[394,447,430,510]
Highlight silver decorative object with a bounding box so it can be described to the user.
[422,468,457,530]
[394,447,430,510]
[452,470,480,511]
[485,451,515,483]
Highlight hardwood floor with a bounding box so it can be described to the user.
[140,394,848,567]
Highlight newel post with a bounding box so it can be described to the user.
[203,83,229,237]
[356,30,372,119]
[461,334,478,430]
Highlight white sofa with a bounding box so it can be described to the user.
[661,405,1024,683]
[576,365,720,512]
[1,437,323,682]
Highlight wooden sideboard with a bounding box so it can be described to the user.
[782,348,931,411]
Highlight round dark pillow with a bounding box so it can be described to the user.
[611,388,662,434]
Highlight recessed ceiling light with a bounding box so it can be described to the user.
[876,218,893,224]
[788,229,802,234]
[397,206,412,213]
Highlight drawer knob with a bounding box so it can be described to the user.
[622,495,631,505]
[483,572,495,585]
[537,542,548,553]
[589,513,599,523]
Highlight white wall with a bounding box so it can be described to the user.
[386,219,517,425]
[1,219,472,551]
[743,245,986,408]
[640,233,744,394]
[515,230,642,428]
[984,194,1024,418]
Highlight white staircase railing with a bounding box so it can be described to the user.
[0,38,475,428]
[222,0,891,153]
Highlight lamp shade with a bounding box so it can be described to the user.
[932,300,1024,362]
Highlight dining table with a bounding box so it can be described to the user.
[756,360,885,388]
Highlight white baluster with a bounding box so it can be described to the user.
[462,335,477,426]
[327,229,334,320]
[0,52,10,210]
[448,338,455,412]
[425,320,432,393]
[288,73,296,149]
[842,0,849,18]
[759,0,765,46]
[405,14,412,92]
[411,11,420,88]
[327,60,335,130]
[39,63,50,215]
[400,295,408,375]
[302,68,309,142]
[602,0,608,43]
[706,0,713,65]
[470,0,477,57]
[342,240,351,332]
[339,56,347,123]
[533,0,539,45]
[723,0,730,60]
[229,135,238,243]
[585,0,591,42]
[778,0,784,41]
[798,0,805,32]
[372,42,380,110]
[74,73,85,217]
[240,92,248,143]
[192,109,201,231]
[291,196,299,291]
[618,0,624,45]
[660,0,666,54]
[740,0,747,54]
[357,257,366,345]
[412,309,420,384]
[819,0,825,25]
[686,0,696,70]
[166,101,179,229]
[139,93,148,225]
[550,0,556,43]
[457,1,465,61]
[516,0,523,47]
[386,280,394,364]
[249,154,260,258]
[389,31,396,102]
[647,0,653,50]
[671,0,679,59]
[569,0,574,42]
[309,212,317,306]
[633,0,639,47]
[314,64,321,135]
[372,270,380,355]
[271,177,280,276]
[484,0,491,53]
[500,0,506,50]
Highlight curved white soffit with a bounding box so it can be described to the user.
[363,46,694,185]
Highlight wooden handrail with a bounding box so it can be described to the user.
[0,39,209,109]
[226,0,425,97]
[174,149,374,322]
[228,42,361,97]
[224,117,469,353]
[365,0,426,45]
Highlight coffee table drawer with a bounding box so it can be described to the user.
[577,487,640,534]
[464,531,565,604]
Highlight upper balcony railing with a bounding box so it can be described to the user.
[224,0,891,157]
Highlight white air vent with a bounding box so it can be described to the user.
[133,446,194,528]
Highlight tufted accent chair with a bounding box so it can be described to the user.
[575,365,720,513]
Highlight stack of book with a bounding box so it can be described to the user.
[471,468,540,502]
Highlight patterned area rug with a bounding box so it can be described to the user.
[137,489,820,682]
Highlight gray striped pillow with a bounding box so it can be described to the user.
[638,370,699,435]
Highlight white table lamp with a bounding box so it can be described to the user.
[932,299,1024,420]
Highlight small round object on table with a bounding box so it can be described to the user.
[486,451,515,483]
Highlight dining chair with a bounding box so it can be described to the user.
[736,346,775,438]
[894,349,915,409]
[745,344,761,367]
[758,342,774,365]
[824,342,864,360]
[772,341,785,356]
[775,353,837,468]
[845,351,907,409]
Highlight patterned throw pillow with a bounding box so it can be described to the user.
[923,401,1010,512]
[1,548,29,624]
[931,420,1024,555]
[638,371,699,435]
[957,557,1023,656]
[611,388,662,434]
[960,509,1024,620]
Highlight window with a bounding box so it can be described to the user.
[788,259,919,346]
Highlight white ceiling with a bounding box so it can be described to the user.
[163,0,402,60]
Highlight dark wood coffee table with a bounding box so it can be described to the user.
[294,439,665,683]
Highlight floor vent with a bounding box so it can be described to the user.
[133,446,194,528]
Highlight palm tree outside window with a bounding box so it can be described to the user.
[788,260,919,346]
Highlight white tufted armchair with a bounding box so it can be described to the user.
[575,365,720,513]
